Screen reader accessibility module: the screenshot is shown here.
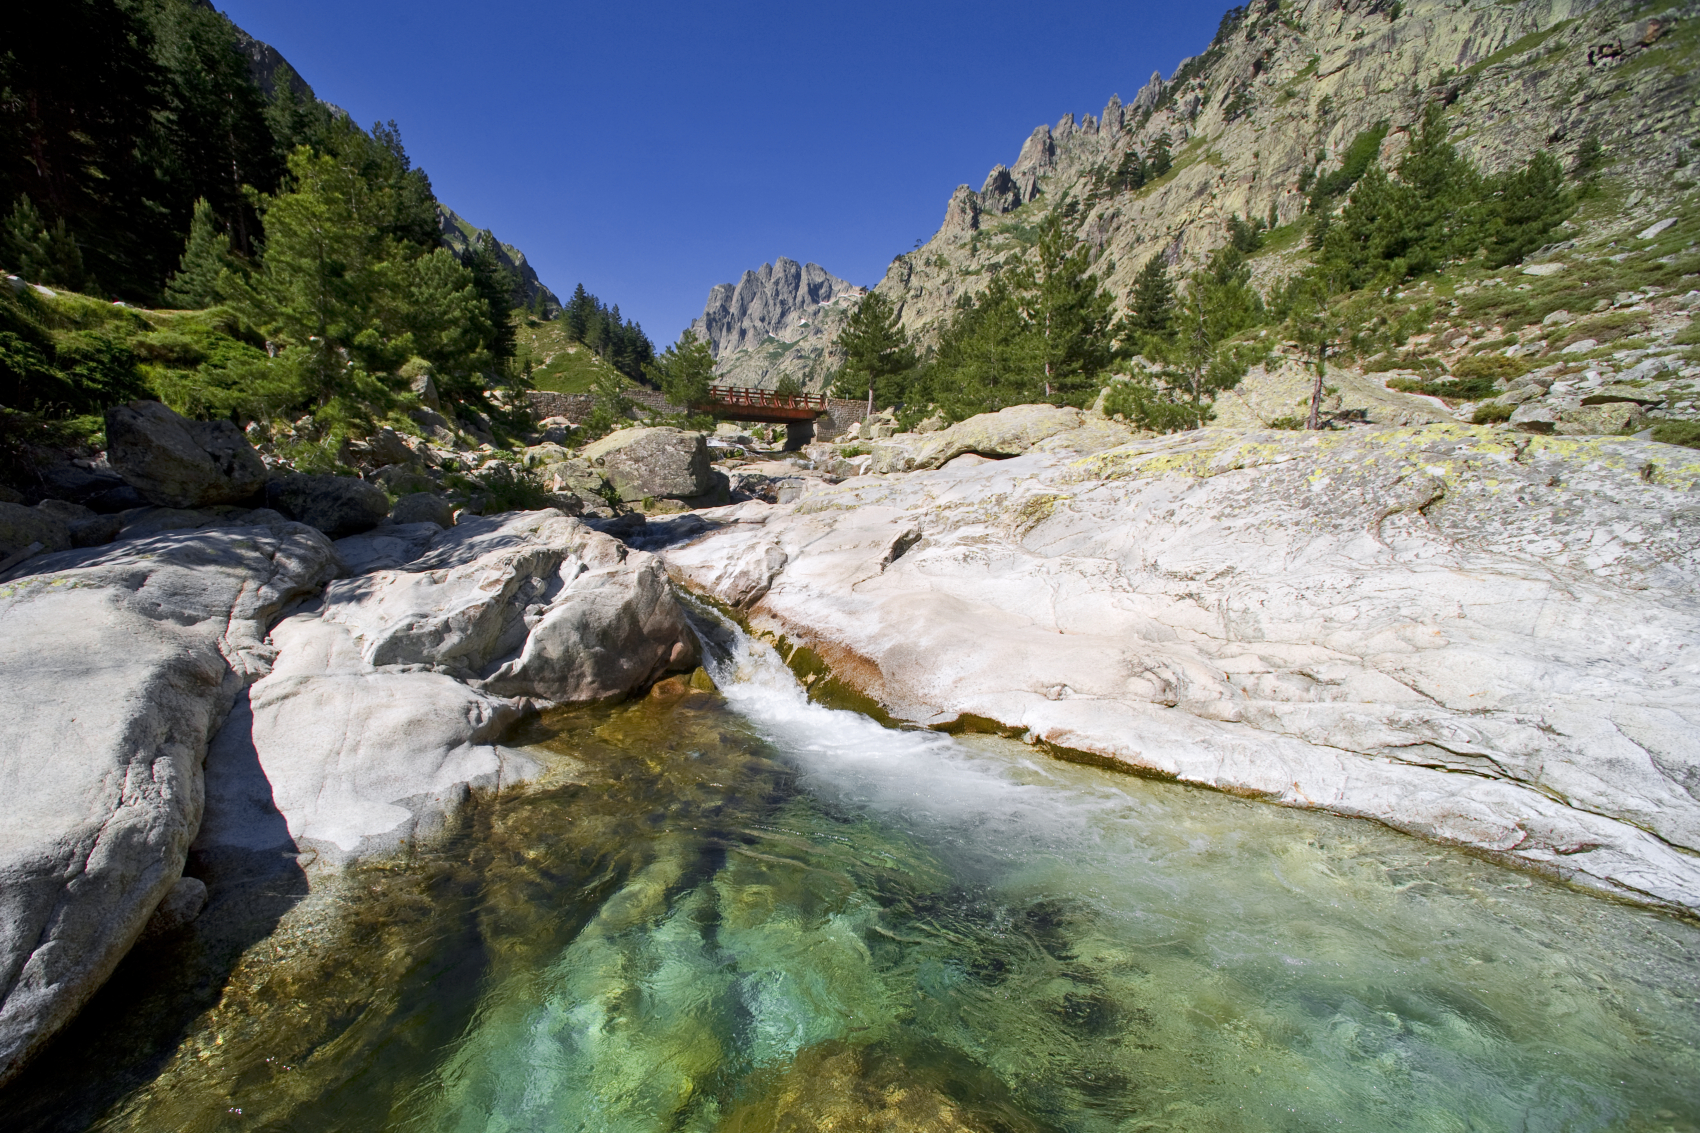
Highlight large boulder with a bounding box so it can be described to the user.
[194,617,536,869]
[911,404,1085,470]
[318,510,698,702]
[0,502,70,558]
[267,473,390,538]
[664,425,1700,913]
[193,509,699,871]
[34,499,120,548]
[390,491,455,528]
[104,401,267,509]
[0,523,339,1085]
[581,427,712,502]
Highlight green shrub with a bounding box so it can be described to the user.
[1266,415,1306,429]
[1471,401,1514,423]
[1387,374,1499,401]
[1671,321,1700,347]
[1650,420,1700,449]
[1450,353,1528,383]
[463,461,557,514]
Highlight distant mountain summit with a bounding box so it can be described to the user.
[689,258,864,390]
[692,258,861,357]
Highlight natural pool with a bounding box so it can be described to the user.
[5,611,1699,1132]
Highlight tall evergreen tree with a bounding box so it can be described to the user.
[832,291,915,405]
[564,283,594,341]
[162,197,232,307]
[1149,133,1173,178]
[1123,254,1175,345]
[1484,150,1572,267]
[2,195,85,289]
[647,328,715,409]
[1018,212,1115,402]
[463,234,517,364]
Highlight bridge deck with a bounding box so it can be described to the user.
[692,385,828,424]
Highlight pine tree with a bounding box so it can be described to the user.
[1114,147,1147,193]
[3,196,86,290]
[163,197,232,308]
[564,283,593,341]
[1484,151,1572,267]
[1018,211,1114,403]
[463,234,517,363]
[832,291,915,405]
[647,328,716,408]
[1123,254,1175,345]
[1149,133,1173,178]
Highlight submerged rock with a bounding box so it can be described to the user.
[0,523,339,1085]
[665,424,1700,912]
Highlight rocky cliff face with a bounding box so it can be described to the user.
[437,206,562,317]
[873,0,1697,344]
[689,258,865,390]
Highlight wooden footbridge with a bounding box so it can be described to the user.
[691,385,830,424]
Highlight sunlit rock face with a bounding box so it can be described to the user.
[198,510,699,869]
[662,420,1700,912]
[0,523,340,1086]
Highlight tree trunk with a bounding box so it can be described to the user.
[1306,347,1327,430]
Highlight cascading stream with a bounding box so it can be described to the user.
[407,604,1700,1133]
[10,601,1696,1133]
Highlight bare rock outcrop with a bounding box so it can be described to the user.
[104,401,268,509]
[663,418,1700,913]
[0,523,340,1086]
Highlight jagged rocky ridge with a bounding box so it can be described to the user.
[437,205,562,316]
[689,258,865,390]
[872,0,1697,342]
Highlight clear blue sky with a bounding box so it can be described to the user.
[215,1,1225,344]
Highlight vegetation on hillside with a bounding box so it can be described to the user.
[559,284,654,381]
[837,95,1593,432]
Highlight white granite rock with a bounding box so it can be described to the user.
[664,421,1700,912]
[0,524,339,1085]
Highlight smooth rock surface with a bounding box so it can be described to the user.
[104,401,267,509]
[581,427,711,502]
[663,425,1700,912]
[318,510,698,703]
[0,524,339,1085]
[911,404,1085,469]
[195,618,536,868]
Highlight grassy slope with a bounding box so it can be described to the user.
[514,317,637,394]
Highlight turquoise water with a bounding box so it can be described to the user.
[6,611,1698,1131]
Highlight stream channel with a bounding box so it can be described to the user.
[4,606,1699,1131]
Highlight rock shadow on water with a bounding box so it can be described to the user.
[0,697,309,1132]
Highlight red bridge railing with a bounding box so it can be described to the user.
[690,384,829,423]
[702,385,827,411]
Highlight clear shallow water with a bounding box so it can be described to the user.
[5,611,1699,1132]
